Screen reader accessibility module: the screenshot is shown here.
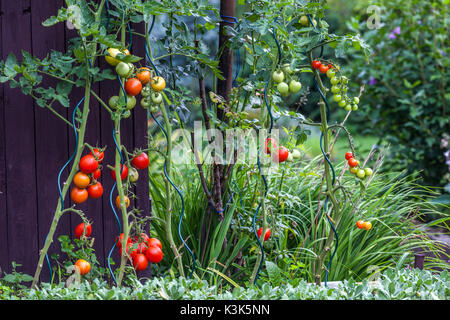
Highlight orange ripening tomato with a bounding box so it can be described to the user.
[71,187,88,204]
[362,221,372,231]
[319,64,330,74]
[73,172,91,189]
[150,76,166,92]
[74,259,91,275]
[136,67,151,85]
[115,195,130,209]
[356,220,365,229]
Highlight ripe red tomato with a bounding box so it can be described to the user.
[75,222,92,239]
[89,148,104,163]
[79,154,99,174]
[312,60,321,69]
[132,253,148,271]
[71,187,88,204]
[93,168,101,180]
[87,182,103,199]
[73,172,91,189]
[345,152,354,160]
[116,233,131,249]
[124,78,142,96]
[272,146,289,163]
[147,238,162,250]
[257,227,271,241]
[131,152,150,170]
[110,164,128,181]
[265,138,277,154]
[145,246,163,263]
[75,259,91,275]
[319,64,330,74]
[348,158,358,168]
[136,67,151,85]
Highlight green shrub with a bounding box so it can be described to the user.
[2,268,448,300]
[343,0,449,188]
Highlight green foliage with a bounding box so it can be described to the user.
[2,268,448,300]
[344,0,449,188]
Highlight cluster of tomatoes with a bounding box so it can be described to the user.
[345,152,373,180]
[116,232,164,271]
[312,60,360,112]
[71,148,105,204]
[356,220,372,231]
[104,47,166,116]
[272,64,302,97]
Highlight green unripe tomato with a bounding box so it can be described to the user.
[126,95,136,110]
[338,100,347,107]
[342,86,348,92]
[150,106,159,113]
[292,149,301,159]
[330,76,339,85]
[109,95,120,109]
[141,86,151,97]
[352,104,359,111]
[140,97,151,109]
[341,76,349,84]
[364,168,373,176]
[333,94,342,102]
[116,62,131,78]
[356,169,366,179]
[331,85,340,94]
[128,167,139,183]
[282,63,294,75]
[299,15,309,26]
[277,82,289,95]
[272,70,285,83]
[353,97,360,104]
[326,69,335,78]
[344,104,352,111]
[349,167,358,174]
[151,92,163,104]
[287,152,294,162]
[122,110,131,118]
[289,80,302,93]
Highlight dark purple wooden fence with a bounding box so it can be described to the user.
[0,0,150,282]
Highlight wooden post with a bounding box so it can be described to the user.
[414,253,425,270]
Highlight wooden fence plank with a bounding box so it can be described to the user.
[31,0,69,283]
[2,0,39,277]
[0,0,10,276]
